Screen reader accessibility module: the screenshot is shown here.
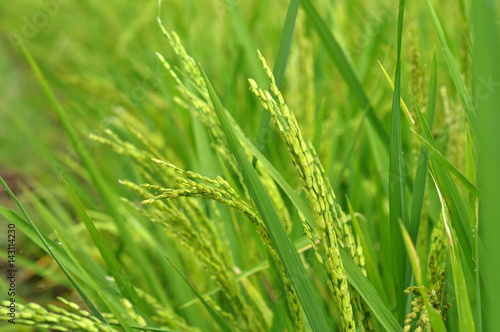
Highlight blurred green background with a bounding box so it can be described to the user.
[1,0,497,330]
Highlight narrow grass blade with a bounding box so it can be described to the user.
[388,0,408,322]
[301,0,389,145]
[0,206,104,308]
[409,53,438,242]
[340,248,401,332]
[163,255,233,332]
[424,0,475,126]
[201,68,329,331]
[466,128,476,229]
[398,221,421,284]
[60,175,151,318]
[468,126,481,331]
[0,176,107,323]
[253,0,300,163]
[450,238,475,332]
[473,0,500,330]
[377,60,414,125]
[55,231,135,332]
[21,186,106,276]
[0,205,138,312]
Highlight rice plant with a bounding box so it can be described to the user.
[1,0,498,331]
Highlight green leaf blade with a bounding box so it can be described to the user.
[301,0,389,145]
[201,69,329,332]
[388,0,409,323]
[253,0,300,163]
[409,52,438,243]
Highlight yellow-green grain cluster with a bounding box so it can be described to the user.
[135,288,200,332]
[0,298,115,332]
[403,293,431,332]
[404,260,451,331]
[0,294,201,332]
[156,26,294,225]
[141,159,303,330]
[428,213,448,279]
[152,27,304,330]
[92,65,303,330]
[249,50,361,331]
[121,178,260,331]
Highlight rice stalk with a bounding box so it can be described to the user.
[248,50,376,331]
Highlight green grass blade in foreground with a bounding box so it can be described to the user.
[21,186,106,277]
[301,0,389,145]
[398,220,447,332]
[55,231,135,332]
[253,0,300,163]
[0,207,105,308]
[450,235,475,332]
[340,248,401,331]
[467,127,481,330]
[0,177,107,324]
[235,120,400,331]
[409,53,437,243]
[201,69,329,331]
[473,0,500,330]
[61,175,157,327]
[424,0,475,125]
[163,255,233,332]
[377,60,414,126]
[388,0,408,323]
[0,206,136,312]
